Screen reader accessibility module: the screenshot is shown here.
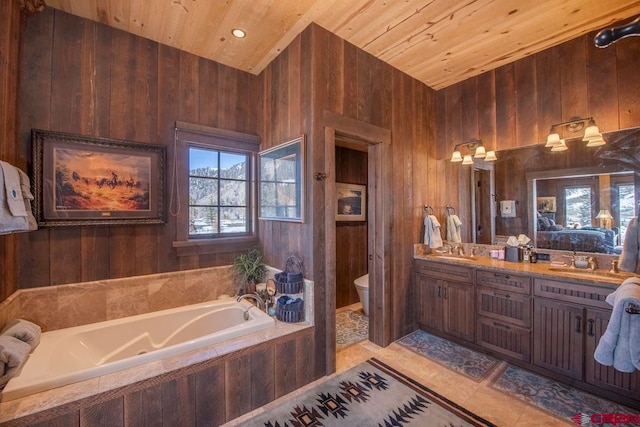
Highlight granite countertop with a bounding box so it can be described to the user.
[413,245,636,288]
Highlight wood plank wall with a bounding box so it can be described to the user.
[0,0,23,301]
[9,8,261,291]
[437,33,640,237]
[335,146,367,309]
[260,23,438,377]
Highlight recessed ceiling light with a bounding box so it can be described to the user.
[231,28,246,39]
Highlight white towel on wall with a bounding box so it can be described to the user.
[428,214,443,249]
[620,217,640,273]
[0,161,26,217]
[423,215,432,246]
[594,277,640,372]
[447,214,462,243]
[0,161,38,235]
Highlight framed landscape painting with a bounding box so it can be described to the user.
[336,182,366,221]
[32,129,166,226]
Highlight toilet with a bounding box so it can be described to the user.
[354,273,369,316]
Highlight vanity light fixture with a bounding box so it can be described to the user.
[450,139,497,164]
[545,117,605,151]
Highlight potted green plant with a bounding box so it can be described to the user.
[232,247,267,294]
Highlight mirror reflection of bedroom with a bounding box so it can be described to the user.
[534,171,635,254]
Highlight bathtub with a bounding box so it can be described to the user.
[1,298,275,402]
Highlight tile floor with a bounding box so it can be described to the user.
[336,303,574,426]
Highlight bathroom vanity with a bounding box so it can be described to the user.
[413,253,640,410]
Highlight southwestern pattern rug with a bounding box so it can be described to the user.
[336,308,369,350]
[396,330,500,381]
[242,358,496,426]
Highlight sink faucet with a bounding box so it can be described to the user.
[237,293,266,318]
[610,259,620,274]
[587,256,598,271]
[454,245,465,256]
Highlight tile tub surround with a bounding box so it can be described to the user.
[0,266,237,332]
[0,265,314,332]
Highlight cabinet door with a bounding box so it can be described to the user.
[533,299,584,379]
[443,280,475,343]
[415,273,443,332]
[585,307,640,400]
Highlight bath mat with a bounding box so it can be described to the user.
[396,330,500,381]
[237,358,496,426]
[336,308,368,350]
[491,364,637,426]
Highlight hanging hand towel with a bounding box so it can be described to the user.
[423,215,433,246]
[594,277,640,372]
[0,161,27,217]
[447,214,462,243]
[428,214,444,249]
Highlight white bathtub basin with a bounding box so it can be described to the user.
[2,298,274,401]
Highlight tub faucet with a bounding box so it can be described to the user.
[237,293,266,319]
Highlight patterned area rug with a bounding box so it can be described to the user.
[242,358,496,426]
[491,365,637,426]
[396,330,500,381]
[336,308,369,350]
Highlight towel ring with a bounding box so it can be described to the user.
[626,303,640,315]
[424,205,434,215]
[446,206,456,215]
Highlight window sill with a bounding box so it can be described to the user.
[172,236,259,257]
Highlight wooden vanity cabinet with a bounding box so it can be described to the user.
[414,260,475,343]
[475,269,532,362]
[533,278,640,400]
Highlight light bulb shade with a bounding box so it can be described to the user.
[450,150,463,162]
[484,150,497,161]
[596,209,613,219]
[586,136,606,147]
[461,155,474,165]
[582,124,601,142]
[550,139,568,152]
[545,133,562,148]
[474,145,486,158]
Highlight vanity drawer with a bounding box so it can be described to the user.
[414,260,473,283]
[533,278,612,309]
[476,269,531,294]
[476,315,531,362]
[476,286,532,327]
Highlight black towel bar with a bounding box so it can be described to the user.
[626,304,640,315]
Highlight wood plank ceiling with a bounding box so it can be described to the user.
[43,0,640,90]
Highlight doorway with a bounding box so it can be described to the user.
[322,110,391,375]
[335,143,369,350]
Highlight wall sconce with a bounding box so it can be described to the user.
[450,139,497,165]
[545,117,605,151]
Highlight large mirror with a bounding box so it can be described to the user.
[482,126,640,254]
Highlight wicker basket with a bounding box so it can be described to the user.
[276,304,304,323]
[275,255,304,294]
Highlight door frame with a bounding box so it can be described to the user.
[322,110,391,374]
